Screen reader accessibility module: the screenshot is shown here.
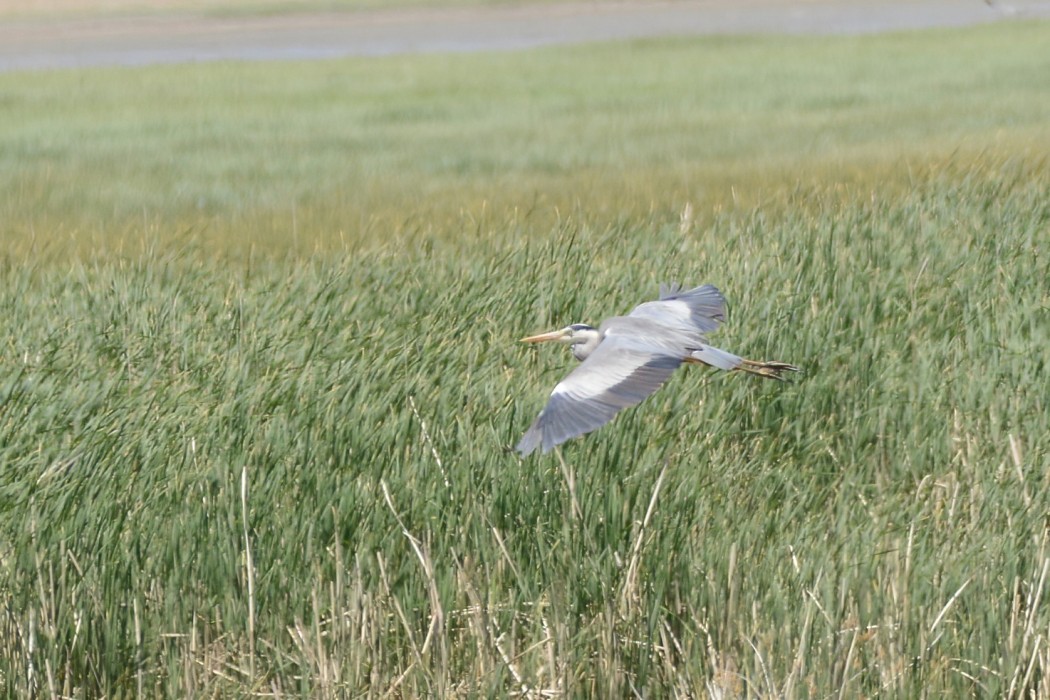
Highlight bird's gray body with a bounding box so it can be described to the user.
[517,283,768,456]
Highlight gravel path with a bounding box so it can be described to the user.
[2,0,1049,72]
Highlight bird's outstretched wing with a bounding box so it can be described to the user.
[629,283,727,334]
[516,335,681,456]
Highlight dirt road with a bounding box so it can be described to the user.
[2,0,1049,72]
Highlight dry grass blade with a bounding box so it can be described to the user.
[930,578,972,634]
[380,481,446,675]
[408,395,450,489]
[620,462,668,615]
[555,449,582,523]
[242,464,257,682]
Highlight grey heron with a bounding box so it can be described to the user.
[517,283,799,456]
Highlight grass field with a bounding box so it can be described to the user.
[1,20,1050,698]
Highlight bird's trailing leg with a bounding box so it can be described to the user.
[734,358,801,380]
[683,355,800,380]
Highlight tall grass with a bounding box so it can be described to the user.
[1,162,1048,696]
[1,19,1050,698]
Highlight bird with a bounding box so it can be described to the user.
[516,283,799,456]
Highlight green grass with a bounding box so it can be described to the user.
[3,22,1050,257]
[1,21,1050,698]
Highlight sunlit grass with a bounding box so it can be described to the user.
[2,165,1048,696]
[2,22,1049,258]
[1,20,1049,698]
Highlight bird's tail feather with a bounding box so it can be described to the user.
[685,345,741,371]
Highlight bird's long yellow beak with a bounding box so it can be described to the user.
[520,329,567,344]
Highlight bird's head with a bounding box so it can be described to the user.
[521,323,601,361]
[520,323,597,346]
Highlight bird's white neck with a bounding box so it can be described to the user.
[570,328,602,361]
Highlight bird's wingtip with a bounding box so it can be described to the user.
[515,430,540,457]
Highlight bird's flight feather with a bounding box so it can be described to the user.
[629,282,727,334]
[516,335,681,456]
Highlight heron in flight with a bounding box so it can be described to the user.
[517,283,798,456]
